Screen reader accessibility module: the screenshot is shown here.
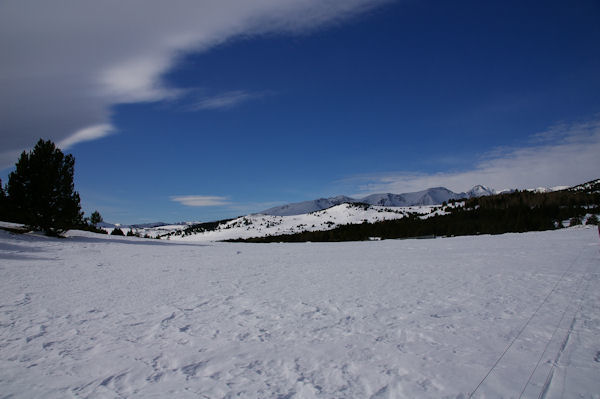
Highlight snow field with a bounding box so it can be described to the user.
[0,227,599,398]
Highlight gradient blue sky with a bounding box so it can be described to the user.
[2,0,600,224]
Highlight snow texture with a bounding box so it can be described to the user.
[1,227,599,398]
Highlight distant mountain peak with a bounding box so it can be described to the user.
[260,186,488,216]
[467,185,495,197]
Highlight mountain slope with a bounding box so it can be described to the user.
[568,178,600,193]
[168,203,445,242]
[467,185,495,197]
[138,178,598,242]
[261,196,356,216]
[261,186,490,216]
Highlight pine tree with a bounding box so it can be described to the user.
[6,139,83,235]
[0,179,7,221]
[90,210,103,227]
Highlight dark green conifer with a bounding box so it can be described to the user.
[6,139,83,235]
[90,210,103,227]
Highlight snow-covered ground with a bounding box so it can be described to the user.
[168,203,446,242]
[1,227,599,398]
[104,223,188,238]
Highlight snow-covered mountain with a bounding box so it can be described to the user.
[260,195,355,216]
[261,185,493,216]
[113,180,599,242]
[361,187,463,207]
[466,185,495,197]
[148,185,495,240]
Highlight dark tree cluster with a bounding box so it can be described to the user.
[0,139,104,236]
[0,179,7,221]
[111,228,125,236]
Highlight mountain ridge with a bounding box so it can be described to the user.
[260,185,495,216]
[111,178,599,241]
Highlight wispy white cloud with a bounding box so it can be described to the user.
[192,90,260,110]
[170,195,282,214]
[0,0,392,166]
[345,118,600,195]
[170,195,231,207]
[0,123,115,167]
[58,124,115,149]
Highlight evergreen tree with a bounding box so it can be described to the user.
[0,179,11,222]
[0,179,6,220]
[111,227,124,236]
[6,139,83,235]
[90,210,103,227]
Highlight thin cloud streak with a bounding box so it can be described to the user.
[59,124,115,149]
[170,195,231,207]
[170,196,282,213]
[346,119,600,195]
[192,90,259,110]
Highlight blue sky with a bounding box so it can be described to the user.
[1,0,600,224]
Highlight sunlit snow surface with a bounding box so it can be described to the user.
[1,227,599,398]
[171,204,448,242]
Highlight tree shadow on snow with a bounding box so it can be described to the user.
[0,241,57,261]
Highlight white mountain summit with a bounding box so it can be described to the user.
[466,185,496,198]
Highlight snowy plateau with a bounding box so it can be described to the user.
[1,226,599,398]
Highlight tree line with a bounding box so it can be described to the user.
[228,184,600,243]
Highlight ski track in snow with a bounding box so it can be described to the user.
[0,227,599,398]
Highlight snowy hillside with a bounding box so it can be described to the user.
[102,180,596,240]
[1,227,598,398]
[569,178,600,193]
[167,203,446,242]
